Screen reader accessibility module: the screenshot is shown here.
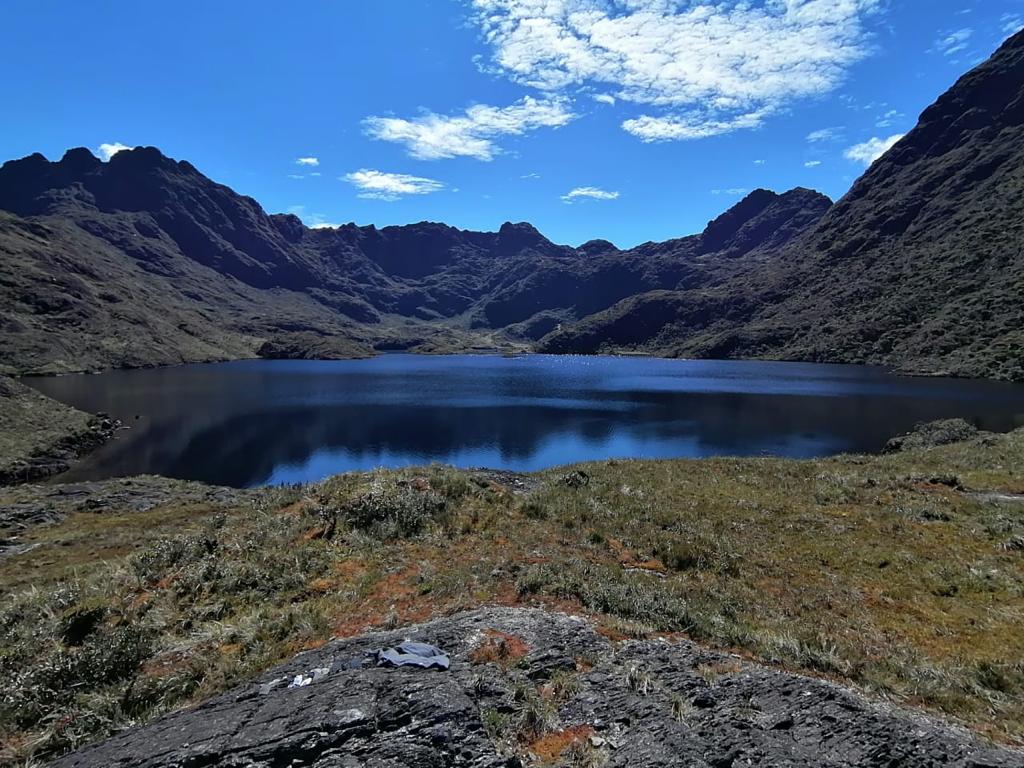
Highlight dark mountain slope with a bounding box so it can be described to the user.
[0,146,829,374]
[541,30,1024,380]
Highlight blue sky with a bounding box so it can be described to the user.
[2,1,1021,248]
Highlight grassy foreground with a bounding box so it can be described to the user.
[1,430,1023,763]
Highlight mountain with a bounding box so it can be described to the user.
[540,30,1024,381]
[1,32,1021,380]
[0,146,827,374]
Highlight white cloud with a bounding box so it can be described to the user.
[342,169,445,201]
[753,159,766,165]
[807,127,844,143]
[96,142,133,161]
[844,133,904,166]
[622,108,769,142]
[561,186,619,202]
[287,174,305,179]
[875,108,902,128]
[804,160,822,168]
[296,157,320,167]
[711,188,749,196]
[935,28,972,56]
[521,172,542,179]
[309,172,322,177]
[1003,16,1023,35]
[593,93,616,105]
[364,96,576,161]
[470,0,881,142]
[287,205,341,229]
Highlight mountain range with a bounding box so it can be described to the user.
[1,29,1021,380]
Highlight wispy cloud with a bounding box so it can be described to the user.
[807,127,844,143]
[364,96,575,161]
[287,205,340,229]
[844,134,904,166]
[622,109,769,143]
[804,160,822,168]
[521,172,541,179]
[296,157,319,167]
[470,0,882,142]
[593,93,616,106]
[753,159,766,165]
[711,188,749,196]
[342,169,445,201]
[935,28,972,56]
[875,109,903,128]
[1003,15,1023,35]
[561,186,619,203]
[96,142,133,161]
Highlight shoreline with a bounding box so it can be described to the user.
[10,347,989,382]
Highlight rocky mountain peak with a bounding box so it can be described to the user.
[578,238,618,255]
[699,187,831,257]
[496,221,550,253]
[59,147,102,173]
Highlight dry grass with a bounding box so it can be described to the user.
[1,430,1023,762]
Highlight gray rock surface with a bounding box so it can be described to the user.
[54,607,1023,767]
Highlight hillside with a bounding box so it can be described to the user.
[540,30,1024,381]
[1,35,1022,379]
[0,376,117,485]
[0,147,828,374]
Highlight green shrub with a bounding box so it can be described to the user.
[341,480,450,539]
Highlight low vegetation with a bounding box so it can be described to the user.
[1,431,1024,762]
[0,376,115,485]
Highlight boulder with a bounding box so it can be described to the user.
[54,607,1022,767]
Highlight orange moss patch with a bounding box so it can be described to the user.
[697,660,743,680]
[278,499,313,517]
[469,629,530,666]
[304,577,335,595]
[331,565,439,638]
[528,725,595,763]
[333,558,369,579]
[300,519,336,541]
[605,537,667,574]
[154,574,177,590]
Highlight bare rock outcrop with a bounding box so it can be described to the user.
[55,607,1023,767]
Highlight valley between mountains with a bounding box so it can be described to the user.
[2,30,1023,382]
[1,22,1024,768]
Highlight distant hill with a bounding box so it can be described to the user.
[541,30,1024,381]
[0,31,1021,379]
[0,148,827,374]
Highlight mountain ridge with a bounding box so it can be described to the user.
[1,30,1022,380]
[539,29,1024,381]
[0,147,830,375]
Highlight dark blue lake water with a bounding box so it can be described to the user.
[26,355,1024,488]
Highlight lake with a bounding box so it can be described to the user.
[25,355,1024,488]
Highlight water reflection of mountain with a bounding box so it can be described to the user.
[55,385,1024,488]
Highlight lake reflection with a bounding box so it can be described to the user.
[25,355,1024,487]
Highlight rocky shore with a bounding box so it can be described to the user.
[0,376,118,486]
